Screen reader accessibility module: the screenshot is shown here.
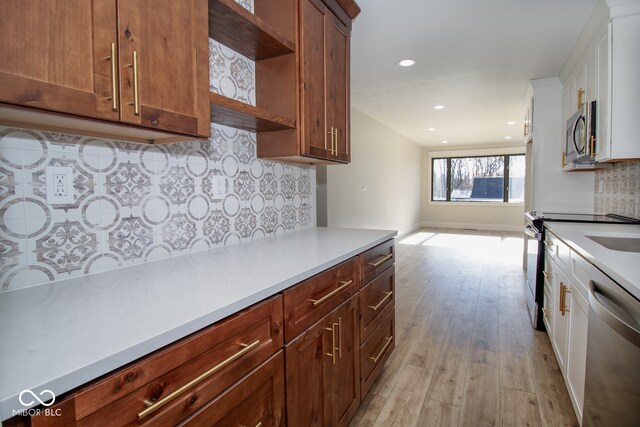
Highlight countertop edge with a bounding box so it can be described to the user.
[545,222,640,300]
[0,229,396,421]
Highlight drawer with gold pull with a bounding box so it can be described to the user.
[178,351,285,427]
[360,239,395,286]
[283,257,357,342]
[360,303,394,399]
[44,295,284,427]
[359,265,394,343]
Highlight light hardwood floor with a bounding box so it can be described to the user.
[350,228,578,427]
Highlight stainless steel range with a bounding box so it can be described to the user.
[523,211,639,330]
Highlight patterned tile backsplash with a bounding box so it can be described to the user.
[0,25,316,291]
[594,161,640,219]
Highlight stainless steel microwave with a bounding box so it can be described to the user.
[566,100,596,164]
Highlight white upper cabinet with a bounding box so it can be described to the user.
[603,14,640,161]
[595,29,610,161]
[563,4,640,164]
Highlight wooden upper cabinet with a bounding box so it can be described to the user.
[299,0,351,163]
[256,0,359,165]
[116,0,210,137]
[325,12,350,163]
[0,0,210,142]
[300,0,330,160]
[0,0,119,121]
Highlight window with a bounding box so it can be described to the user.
[431,154,525,202]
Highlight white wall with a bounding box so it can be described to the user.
[326,108,422,235]
[421,144,526,232]
[529,78,595,212]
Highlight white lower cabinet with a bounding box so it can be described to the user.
[551,267,570,373]
[567,284,589,421]
[545,230,590,425]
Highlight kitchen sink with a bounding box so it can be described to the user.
[586,235,640,253]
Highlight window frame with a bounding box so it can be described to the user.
[430,153,525,204]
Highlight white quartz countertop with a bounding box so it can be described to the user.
[545,222,640,299]
[0,227,396,421]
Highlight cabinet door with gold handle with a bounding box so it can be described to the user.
[117,0,210,136]
[0,0,120,121]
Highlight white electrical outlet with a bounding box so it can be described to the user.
[46,166,74,204]
[212,175,226,199]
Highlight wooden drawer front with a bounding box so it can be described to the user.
[283,257,357,341]
[179,351,285,427]
[361,239,395,286]
[359,265,394,343]
[73,296,283,426]
[360,303,394,399]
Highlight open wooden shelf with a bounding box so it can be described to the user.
[208,0,295,60]
[210,92,295,133]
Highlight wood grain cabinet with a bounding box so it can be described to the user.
[285,295,359,427]
[178,351,285,427]
[0,0,210,143]
[9,240,396,427]
[26,295,283,427]
[357,239,395,400]
[257,0,360,164]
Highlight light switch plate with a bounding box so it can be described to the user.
[46,166,74,204]
[211,175,226,199]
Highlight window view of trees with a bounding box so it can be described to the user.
[431,154,525,202]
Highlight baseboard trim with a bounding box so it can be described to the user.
[417,221,523,233]
[396,223,424,238]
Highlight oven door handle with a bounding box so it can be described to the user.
[589,280,640,349]
[524,224,541,240]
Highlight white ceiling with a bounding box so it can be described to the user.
[350,0,599,147]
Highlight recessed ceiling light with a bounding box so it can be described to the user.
[434,105,445,110]
[398,59,415,67]
[441,140,448,144]
[505,136,512,140]
[428,128,436,132]
[507,121,516,125]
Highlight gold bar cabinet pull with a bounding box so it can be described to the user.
[104,43,118,111]
[309,280,353,307]
[543,271,552,279]
[368,291,393,311]
[369,336,393,363]
[367,253,393,268]
[328,127,335,155]
[337,317,342,358]
[324,324,336,364]
[127,50,140,116]
[590,135,596,159]
[137,339,260,419]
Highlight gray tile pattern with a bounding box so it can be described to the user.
[594,161,640,219]
[0,2,316,291]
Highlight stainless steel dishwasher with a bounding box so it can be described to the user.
[583,268,640,427]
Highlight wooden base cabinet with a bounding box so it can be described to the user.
[8,240,395,427]
[285,295,360,427]
[179,351,285,427]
